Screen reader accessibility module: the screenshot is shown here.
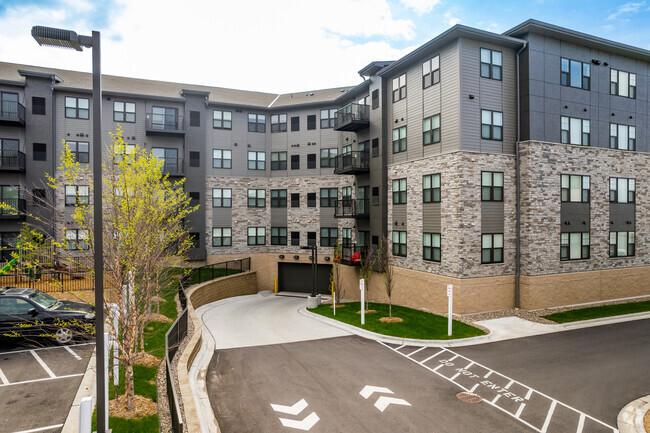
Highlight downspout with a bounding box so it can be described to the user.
[515,41,527,309]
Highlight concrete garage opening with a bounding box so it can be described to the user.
[278,263,332,295]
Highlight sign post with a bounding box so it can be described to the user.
[446,284,453,336]
[360,279,365,325]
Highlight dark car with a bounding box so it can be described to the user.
[0,287,95,344]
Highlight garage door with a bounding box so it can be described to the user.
[278,263,333,294]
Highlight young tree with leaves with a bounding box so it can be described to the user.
[378,235,395,319]
[330,240,343,305]
[358,244,375,312]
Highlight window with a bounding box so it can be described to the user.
[481,110,503,140]
[341,186,351,199]
[0,186,19,215]
[189,151,200,167]
[213,110,232,129]
[392,231,407,257]
[307,153,316,169]
[560,232,590,261]
[480,49,502,80]
[212,149,232,169]
[32,97,46,115]
[307,193,316,207]
[372,89,379,110]
[372,138,379,157]
[113,101,135,123]
[65,185,89,206]
[561,174,590,203]
[271,227,287,245]
[152,148,180,174]
[307,232,316,247]
[189,111,200,127]
[422,55,440,88]
[291,193,300,208]
[610,69,636,98]
[212,228,232,247]
[372,186,379,205]
[609,124,635,151]
[189,233,200,249]
[342,144,351,155]
[320,148,337,168]
[248,151,265,170]
[151,106,178,130]
[247,189,265,208]
[392,126,407,153]
[212,188,232,208]
[560,58,590,90]
[291,116,299,131]
[609,232,635,258]
[561,116,590,146]
[189,192,200,201]
[609,178,635,204]
[320,109,336,129]
[392,73,406,102]
[247,227,266,245]
[342,228,352,247]
[423,233,441,262]
[481,171,504,201]
[65,96,89,119]
[271,114,287,132]
[33,189,47,206]
[423,174,441,203]
[481,234,504,264]
[291,154,300,170]
[320,228,338,247]
[271,189,287,208]
[291,231,300,246]
[248,113,266,132]
[271,152,287,170]
[423,114,441,145]
[113,143,135,163]
[33,143,46,161]
[65,229,89,250]
[65,141,89,163]
[392,178,407,204]
[307,115,316,130]
[320,188,337,207]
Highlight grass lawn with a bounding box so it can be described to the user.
[311,302,485,340]
[543,300,650,323]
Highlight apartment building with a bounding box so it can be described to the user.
[0,19,648,313]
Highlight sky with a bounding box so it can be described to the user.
[0,0,649,94]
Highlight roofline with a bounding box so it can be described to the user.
[378,24,525,77]
[0,79,25,88]
[334,80,371,104]
[504,19,650,60]
[18,69,62,83]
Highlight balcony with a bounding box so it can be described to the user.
[0,198,26,220]
[334,151,369,175]
[0,151,26,172]
[0,101,26,127]
[334,103,369,132]
[334,198,369,218]
[145,113,185,137]
[160,158,185,177]
[335,244,367,266]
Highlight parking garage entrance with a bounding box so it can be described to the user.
[277,263,332,295]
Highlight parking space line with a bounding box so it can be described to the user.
[419,348,446,364]
[407,346,426,356]
[0,367,8,384]
[0,342,94,356]
[492,394,502,404]
[30,350,56,378]
[64,345,82,360]
[0,373,83,388]
[12,424,64,433]
[576,413,585,433]
[505,379,514,389]
[525,388,533,400]
[484,370,492,379]
[541,400,557,433]
[515,402,527,418]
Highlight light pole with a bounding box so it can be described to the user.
[31,26,106,433]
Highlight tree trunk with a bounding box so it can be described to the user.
[389,298,392,318]
[124,360,135,411]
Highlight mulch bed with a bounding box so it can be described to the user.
[109,394,157,419]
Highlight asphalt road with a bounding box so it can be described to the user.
[206,318,649,433]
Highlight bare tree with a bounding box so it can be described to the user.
[358,243,375,312]
[330,240,343,305]
[378,235,395,318]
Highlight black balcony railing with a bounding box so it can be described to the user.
[0,151,26,171]
[334,198,369,218]
[0,198,26,219]
[145,113,185,136]
[334,151,369,174]
[335,244,367,266]
[334,103,369,132]
[160,158,185,176]
[0,101,26,126]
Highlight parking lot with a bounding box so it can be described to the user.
[0,342,94,433]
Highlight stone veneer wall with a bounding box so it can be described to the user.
[387,151,517,278]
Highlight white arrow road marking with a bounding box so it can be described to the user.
[271,399,309,416]
[278,412,320,431]
[360,385,394,399]
[374,396,412,412]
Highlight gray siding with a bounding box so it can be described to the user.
[481,201,505,233]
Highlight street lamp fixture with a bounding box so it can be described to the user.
[32,25,106,433]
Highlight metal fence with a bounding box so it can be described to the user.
[0,269,93,292]
[165,302,188,433]
[186,257,251,285]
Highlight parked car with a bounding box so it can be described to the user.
[0,287,95,344]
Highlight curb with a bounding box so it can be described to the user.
[618,395,650,433]
[61,345,96,433]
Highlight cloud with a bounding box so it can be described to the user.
[444,10,461,26]
[608,1,646,20]
[399,0,441,15]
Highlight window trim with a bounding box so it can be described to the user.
[113,101,135,123]
[247,189,266,208]
[560,58,591,90]
[423,114,441,146]
[481,171,504,202]
[212,227,232,247]
[320,148,338,168]
[392,73,407,102]
[247,151,266,170]
[610,69,636,99]
[65,96,89,119]
[320,109,336,129]
[320,188,337,207]
[247,113,266,133]
[320,227,338,247]
[247,227,266,246]
[422,55,440,88]
[480,48,502,80]
[65,228,89,250]
[481,110,503,141]
[271,152,287,170]
[212,149,232,169]
[392,126,407,154]
[561,116,590,146]
[561,174,590,203]
[609,177,635,204]
[271,227,288,245]
[213,110,232,130]
[423,173,441,203]
[212,188,232,208]
[65,185,89,206]
[609,123,636,151]
[271,114,287,133]
[609,231,635,258]
[270,189,287,208]
[481,233,504,264]
[423,232,441,262]
[560,232,590,261]
[392,178,407,204]
[392,230,407,257]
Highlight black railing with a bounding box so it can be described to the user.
[0,151,26,171]
[145,113,185,135]
[0,198,26,218]
[165,304,187,433]
[0,270,93,292]
[336,244,367,266]
[160,158,185,176]
[334,103,369,132]
[334,198,369,218]
[0,101,26,125]
[333,151,369,174]
[186,257,251,285]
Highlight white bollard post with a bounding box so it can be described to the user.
[104,332,110,429]
[360,279,365,325]
[111,305,119,387]
[447,284,453,336]
[79,396,93,433]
